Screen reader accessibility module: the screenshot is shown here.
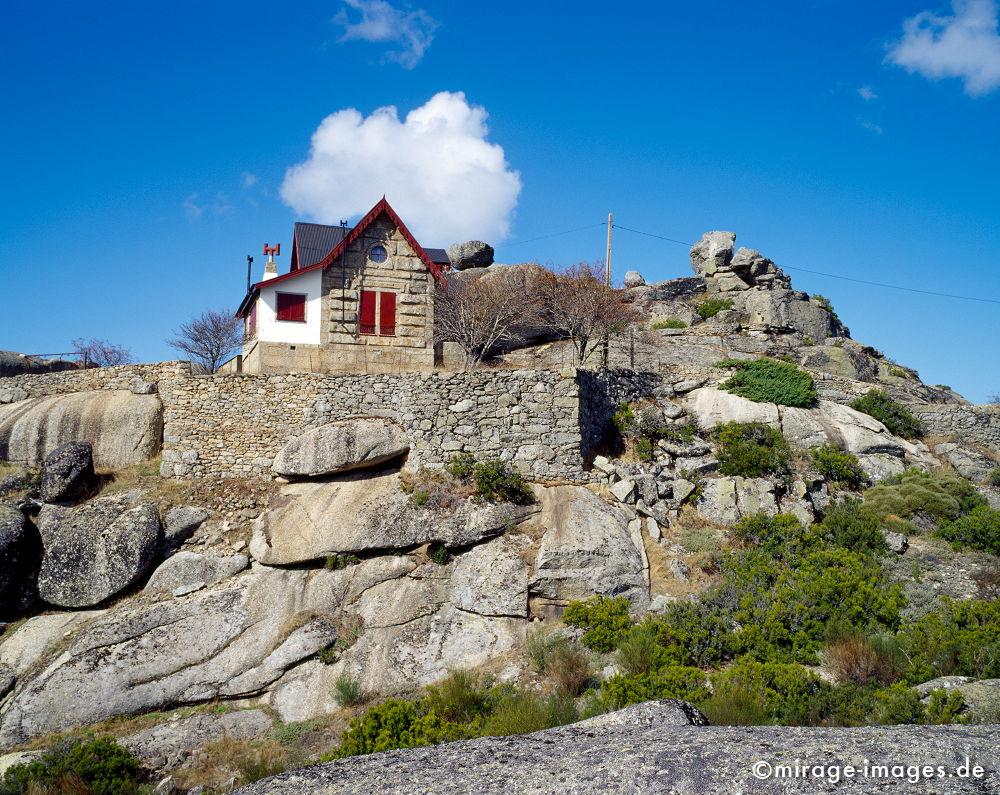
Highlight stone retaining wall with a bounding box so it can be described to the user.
[0,362,192,401]
[909,404,1000,453]
[158,369,589,481]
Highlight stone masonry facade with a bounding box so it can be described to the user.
[0,362,192,402]
[158,369,588,481]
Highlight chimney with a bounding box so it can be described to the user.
[262,243,281,280]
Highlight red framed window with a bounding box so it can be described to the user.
[275,292,306,322]
[359,290,377,335]
[379,291,396,336]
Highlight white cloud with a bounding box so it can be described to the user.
[858,85,878,101]
[182,192,233,221]
[860,120,884,135]
[887,0,1000,96]
[333,0,438,69]
[280,91,522,245]
[242,172,258,188]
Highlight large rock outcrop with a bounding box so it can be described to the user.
[36,491,161,607]
[272,418,410,477]
[0,506,39,615]
[447,241,494,270]
[249,470,530,565]
[38,442,95,503]
[0,391,162,467]
[233,722,1000,795]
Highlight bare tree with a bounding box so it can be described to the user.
[538,262,641,366]
[166,308,243,372]
[434,266,545,369]
[71,338,134,368]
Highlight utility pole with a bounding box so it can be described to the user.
[605,212,613,286]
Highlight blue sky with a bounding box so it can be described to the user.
[2,0,998,401]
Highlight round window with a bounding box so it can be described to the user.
[369,245,388,263]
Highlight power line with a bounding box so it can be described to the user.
[611,222,1000,306]
[505,222,606,247]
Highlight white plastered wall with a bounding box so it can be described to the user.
[256,268,323,345]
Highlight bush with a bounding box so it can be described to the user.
[707,659,830,725]
[818,499,887,557]
[849,389,921,438]
[484,691,578,737]
[334,673,364,706]
[822,632,904,686]
[652,319,687,329]
[714,358,817,407]
[696,298,733,319]
[545,642,593,696]
[811,444,867,489]
[428,543,452,565]
[730,513,825,560]
[331,699,471,759]
[935,506,1000,554]
[471,460,534,504]
[646,602,734,668]
[714,422,791,477]
[446,453,476,482]
[615,625,667,675]
[562,596,634,652]
[601,667,710,710]
[424,670,494,724]
[0,736,142,795]
[924,688,968,725]
[872,682,925,725]
[896,598,1000,683]
[863,469,987,529]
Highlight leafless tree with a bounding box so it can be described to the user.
[433,266,545,369]
[166,308,243,372]
[538,262,641,366]
[71,338,134,368]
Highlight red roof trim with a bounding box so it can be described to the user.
[247,197,448,294]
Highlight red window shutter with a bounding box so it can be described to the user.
[276,293,306,322]
[359,290,376,335]
[379,292,396,336]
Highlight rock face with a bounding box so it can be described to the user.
[233,723,1000,795]
[39,442,95,503]
[249,470,528,565]
[447,241,494,270]
[162,506,210,555]
[573,699,709,728]
[0,391,162,467]
[529,485,649,611]
[272,418,410,477]
[0,506,39,615]
[623,270,645,288]
[144,552,249,594]
[731,288,839,341]
[36,492,161,607]
[696,476,778,526]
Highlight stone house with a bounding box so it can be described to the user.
[232,198,451,374]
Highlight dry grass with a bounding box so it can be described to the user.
[173,736,305,793]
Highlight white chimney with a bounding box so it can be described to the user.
[262,243,280,280]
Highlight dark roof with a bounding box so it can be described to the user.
[423,248,450,265]
[291,222,350,271]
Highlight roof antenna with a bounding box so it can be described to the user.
[339,219,348,228]
[246,255,254,293]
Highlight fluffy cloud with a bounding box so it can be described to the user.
[887,0,1000,96]
[334,0,438,69]
[857,85,878,101]
[280,92,522,245]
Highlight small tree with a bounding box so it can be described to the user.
[434,267,544,369]
[166,308,243,372]
[71,337,134,367]
[538,262,640,366]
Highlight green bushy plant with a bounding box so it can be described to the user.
[730,513,825,560]
[428,543,452,565]
[924,688,968,725]
[601,666,710,710]
[849,389,921,438]
[562,595,633,652]
[334,673,364,706]
[652,319,687,329]
[863,469,986,530]
[935,506,1000,554]
[714,358,817,407]
[445,452,476,482]
[696,298,733,319]
[645,601,735,668]
[0,736,142,795]
[988,468,1000,488]
[811,444,868,490]
[484,690,578,737]
[707,659,830,726]
[896,598,1000,683]
[872,682,925,725]
[331,699,471,759]
[714,421,791,477]
[818,499,888,557]
[471,460,534,504]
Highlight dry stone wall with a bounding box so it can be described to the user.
[159,369,589,481]
[909,404,1000,453]
[0,362,191,401]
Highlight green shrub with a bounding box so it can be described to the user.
[679,527,722,553]
[0,736,142,795]
[601,667,710,710]
[819,499,887,557]
[484,690,578,737]
[424,670,494,724]
[924,688,968,724]
[896,598,1000,683]
[696,298,733,319]
[562,596,634,653]
[331,699,471,759]
[935,385,952,391]
[324,553,359,569]
[615,625,666,675]
[988,468,1000,488]
[428,543,452,566]
[889,367,908,379]
[612,401,635,434]
[708,659,830,725]
[863,469,986,529]
[334,673,364,706]
[935,506,1000,554]
[811,294,839,321]
[730,513,825,561]
[445,453,476,482]
[714,358,817,407]
[811,444,868,489]
[872,682,925,725]
[802,337,815,346]
[652,319,687,329]
[472,460,534,504]
[849,389,921,438]
[646,601,735,668]
[714,422,791,477]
